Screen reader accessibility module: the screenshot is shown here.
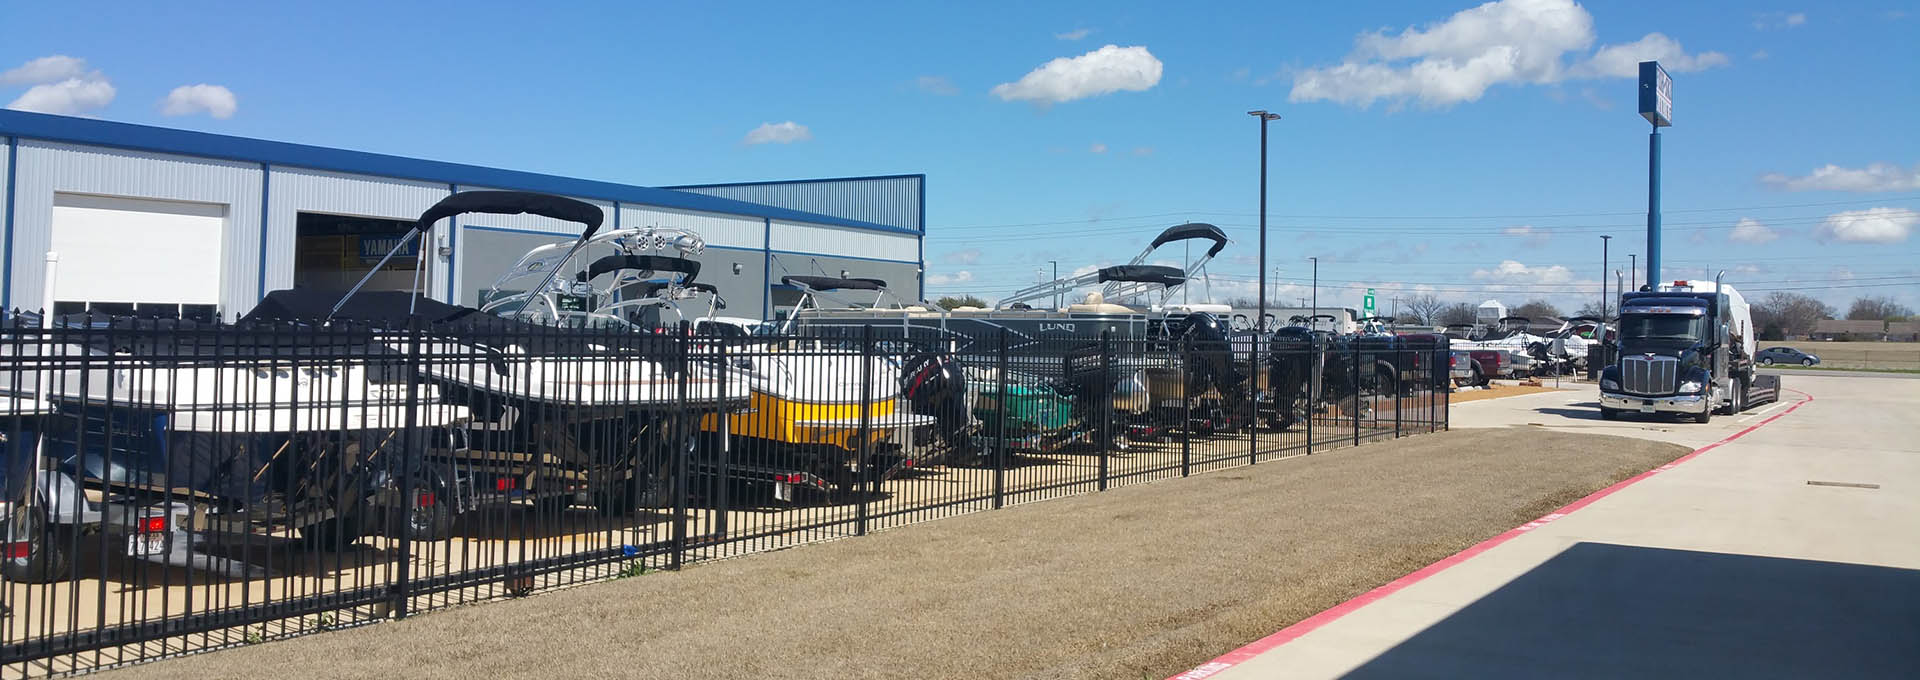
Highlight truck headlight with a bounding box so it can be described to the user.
[1677,379,1703,393]
[1600,378,1619,391]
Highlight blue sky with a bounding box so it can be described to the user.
[5,0,1917,315]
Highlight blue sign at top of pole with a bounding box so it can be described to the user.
[1638,61,1672,127]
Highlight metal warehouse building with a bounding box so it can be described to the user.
[0,110,924,323]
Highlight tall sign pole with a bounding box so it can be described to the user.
[1638,61,1672,286]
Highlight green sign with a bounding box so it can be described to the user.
[1363,288,1376,314]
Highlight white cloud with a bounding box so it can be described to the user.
[1502,225,1551,247]
[940,249,981,265]
[1728,217,1780,244]
[159,84,237,119]
[1089,142,1108,154]
[992,44,1163,106]
[1753,11,1807,30]
[926,270,974,286]
[915,75,958,96]
[1,55,89,85]
[1568,32,1729,78]
[8,77,115,115]
[1288,0,1725,109]
[1814,207,1918,244]
[1751,49,1769,60]
[1760,163,1920,192]
[1131,146,1153,156]
[1472,259,1575,284]
[743,121,812,145]
[1056,28,1093,41]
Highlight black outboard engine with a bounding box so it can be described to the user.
[1176,312,1248,407]
[900,349,974,456]
[1266,326,1321,430]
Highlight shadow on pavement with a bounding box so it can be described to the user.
[1347,542,1920,679]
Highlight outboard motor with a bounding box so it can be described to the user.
[900,349,974,453]
[1266,326,1321,430]
[1176,312,1248,405]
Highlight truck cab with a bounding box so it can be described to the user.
[1598,278,1770,423]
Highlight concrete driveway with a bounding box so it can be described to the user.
[1196,374,1920,679]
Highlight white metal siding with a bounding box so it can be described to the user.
[770,220,918,263]
[266,166,451,298]
[617,205,763,250]
[671,176,922,232]
[9,141,262,316]
[448,187,610,307]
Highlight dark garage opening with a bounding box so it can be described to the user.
[295,212,424,291]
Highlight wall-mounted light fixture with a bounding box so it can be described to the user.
[732,262,743,275]
[840,269,850,278]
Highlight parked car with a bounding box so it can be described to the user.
[1756,346,1820,366]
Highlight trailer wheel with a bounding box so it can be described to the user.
[2,505,72,584]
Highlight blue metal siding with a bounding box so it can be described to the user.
[668,175,923,232]
[0,109,913,235]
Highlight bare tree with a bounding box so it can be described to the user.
[1575,300,1607,318]
[1509,299,1563,320]
[1403,293,1446,325]
[1845,295,1915,321]
[1752,292,1834,338]
[1436,302,1477,325]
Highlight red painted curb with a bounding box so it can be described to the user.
[1168,389,1814,680]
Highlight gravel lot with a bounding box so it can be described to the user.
[101,427,1687,680]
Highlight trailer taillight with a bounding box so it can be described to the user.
[495,478,518,491]
[416,492,437,508]
[774,473,804,484]
[4,541,29,559]
[139,516,167,533]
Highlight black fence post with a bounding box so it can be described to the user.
[1180,333,1192,478]
[1097,328,1112,492]
[1352,342,1362,448]
[671,322,691,571]
[1306,341,1315,455]
[1246,331,1258,466]
[714,338,730,541]
[394,315,424,619]
[1394,348,1404,438]
[993,328,1008,509]
[856,323,874,536]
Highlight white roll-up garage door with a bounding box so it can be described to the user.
[49,193,226,309]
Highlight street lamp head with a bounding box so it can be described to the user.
[1247,110,1281,120]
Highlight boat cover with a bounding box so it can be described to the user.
[416,191,603,234]
[575,255,701,284]
[1149,223,1228,258]
[783,275,887,291]
[1096,265,1185,287]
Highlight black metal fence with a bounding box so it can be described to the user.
[0,316,1446,677]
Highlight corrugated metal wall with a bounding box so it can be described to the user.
[769,219,919,263]
[266,166,452,298]
[8,141,263,315]
[618,205,763,250]
[671,176,922,232]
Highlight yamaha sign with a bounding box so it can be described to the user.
[1638,61,1672,127]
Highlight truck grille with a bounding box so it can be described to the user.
[1621,355,1678,395]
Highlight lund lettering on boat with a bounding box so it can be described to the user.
[1039,323,1077,333]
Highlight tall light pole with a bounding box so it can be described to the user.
[1309,256,1318,323]
[1049,260,1059,309]
[1249,110,1281,326]
[1601,235,1611,319]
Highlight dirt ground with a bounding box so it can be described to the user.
[1449,382,1566,403]
[100,428,1686,680]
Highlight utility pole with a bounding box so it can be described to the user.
[1629,254,1637,292]
[1249,110,1281,327]
[1309,256,1318,322]
[1601,235,1612,320]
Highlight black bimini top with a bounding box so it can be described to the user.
[1149,223,1228,258]
[416,191,603,233]
[783,275,886,292]
[576,255,700,284]
[1096,265,1185,287]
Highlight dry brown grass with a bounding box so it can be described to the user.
[102,429,1686,680]
[1449,382,1566,403]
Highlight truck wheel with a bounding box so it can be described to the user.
[1599,407,1619,421]
[1692,394,1713,424]
[2,506,73,584]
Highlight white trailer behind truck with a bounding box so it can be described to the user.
[1599,275,1780,423]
